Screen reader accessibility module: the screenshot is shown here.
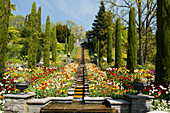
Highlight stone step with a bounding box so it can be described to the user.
[75,85,89,89]
[74,92,89,95]
[74,89,88,92]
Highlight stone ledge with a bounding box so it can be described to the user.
[84,97,112,104]
[3,92,35,99]
[106,99,130,105]
[27,96,73,105]
[124,94,154,99]
[147,111,168,113]
[85,97,112,101]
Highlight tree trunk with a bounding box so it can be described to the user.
[144,0,149,66]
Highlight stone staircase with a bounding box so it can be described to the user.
[73,66,89,100]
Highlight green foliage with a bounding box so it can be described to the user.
[107,27,113,64]
[97,39,101,64]
[91,2,114,62]
[56,24,71,43]
[115,18,122,68]
[93,36,98,53]
[155,0,170,85]
[127,7,137,72]
[9,15,25,31]
[65,37,68,54]
[68,36,71,53]
[57,43,65,52]
[52,25,57,62]
[37,7,41,34]
[20,39,29,56]
[43,16,50,67]
[68,34,74,53]
[28,2,38,69]
[6,44,23,59]
[36,6,42,63]
[0,0,10,81]
[66,19,76,30]
[20,15,31,57]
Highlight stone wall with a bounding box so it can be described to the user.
[3,93,154,113]
[124,94,154,113]
[3,93,35,113]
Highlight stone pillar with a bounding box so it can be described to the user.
[3,92,35,113]
[124,94,154,113]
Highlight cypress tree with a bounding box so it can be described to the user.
[68,36,71,53]
[52,25,57,62]
[115,18,122,68]
[97,38,100,65]
[155,0,170,85]
[71,34,74,51]
[0,0,10,82]
[65,37,68,54]
[127,7,137,72]
[37,7,41,33]
[37,6,42,63]
[107,27,113,64]
[28,2,38,69]
[43,16,50,67]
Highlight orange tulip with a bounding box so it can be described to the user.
[0,95,3,99]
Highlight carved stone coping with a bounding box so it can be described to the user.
[84,97,112,104]
[3,92,35,99]
[27,96,74,105]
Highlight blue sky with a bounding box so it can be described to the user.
[11,0,101,31]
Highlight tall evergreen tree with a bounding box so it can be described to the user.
[20,14,31,57]
[65,36,68,54]
[68,36,71,53]
[52,25,57,62]
[127,7,137,72]
[43,16,50,67]
[28,2,38,69]
[37,7,41,33]
[115,18,122,68]
[107,27,113,64]
[92,1,106,62]
[69,34,74,52]
[36,6,42,63]
[0,0,10,82]
[155,0,170,85]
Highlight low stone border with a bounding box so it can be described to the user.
[124,94,154,113]
[84,97,112,104]
[106,98,130,113]
[3,93,73,113]
[27,96,73,113]
[3,93,154,113]
[3,92,35,113]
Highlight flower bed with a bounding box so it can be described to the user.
[0,63,78,110]
[86,62,169,111]
[86,63,137,98]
